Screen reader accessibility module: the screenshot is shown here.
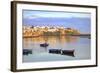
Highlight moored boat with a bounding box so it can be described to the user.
[23,49,32,55]
[61,50,75,57]
[49,49,61,54]
[49,49,75,57]
[40,43,49,47]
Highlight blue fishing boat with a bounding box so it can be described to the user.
[49,49,61,54]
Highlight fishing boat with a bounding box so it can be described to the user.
[40,43,49,47]
[49,49,61,54]
[23,49,32,55]
[49,49,75,57]
[61,50,75,57]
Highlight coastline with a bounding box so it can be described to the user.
[23,34,91,38]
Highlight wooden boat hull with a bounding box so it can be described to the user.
[61,50,74,57]
[40,43,49,47]
[49,49,75,57]
[49,49,61,54]
[23,49,32,55]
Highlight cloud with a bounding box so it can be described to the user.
[23,10,91,19]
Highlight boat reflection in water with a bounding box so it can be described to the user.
[49,49,75,57]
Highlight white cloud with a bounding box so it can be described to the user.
[23,10,91,19]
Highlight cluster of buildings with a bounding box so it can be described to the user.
[23,26,80,37]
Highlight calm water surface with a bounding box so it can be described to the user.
[23,36,91,62]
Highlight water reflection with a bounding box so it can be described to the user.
[23,36,91,62]
[23,36,78,49]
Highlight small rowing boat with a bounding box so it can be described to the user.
[49,49,75,57]
[40,43,49,47]
[23,49,32,55]
[61,50,75,57]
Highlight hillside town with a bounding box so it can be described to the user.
[23,26,80,38]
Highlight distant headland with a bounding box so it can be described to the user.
[23,26,90,38]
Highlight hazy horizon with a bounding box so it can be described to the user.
[23,10,91,34]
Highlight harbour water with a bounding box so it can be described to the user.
[23,36,91,62]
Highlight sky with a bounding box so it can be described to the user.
[23,10,91,34]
